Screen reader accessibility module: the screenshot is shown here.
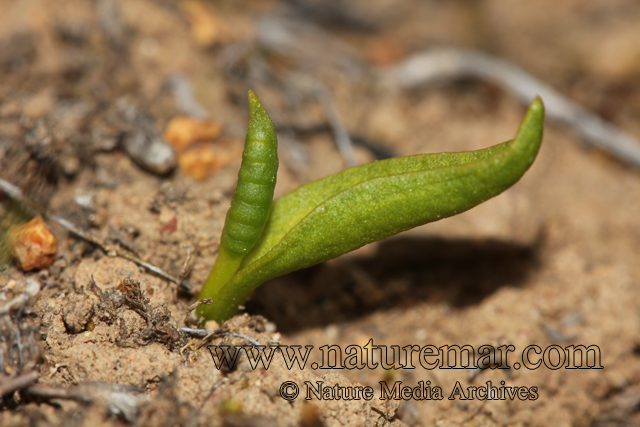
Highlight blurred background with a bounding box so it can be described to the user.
[1,1,640,426]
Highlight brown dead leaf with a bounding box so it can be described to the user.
[160,216,178,234]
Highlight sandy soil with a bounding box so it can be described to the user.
[1,0,640,426]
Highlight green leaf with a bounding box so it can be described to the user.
[197,97,544,322]
[197,91,279,306]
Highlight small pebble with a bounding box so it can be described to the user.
[205,320,219,330]
[123,131,176,175]
[118,100,177,175]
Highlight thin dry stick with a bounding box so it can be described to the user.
[183,298,212,326]
[52,214,180,283]
[184,298,213,313]
[25,382,150,422]
[0,178,180,284]
[0,371,39,396]
[181,327,262,347]
[178,244,192,286]
[168,73,209,119]
[256,14,640,168]
[285,73,358,167]
[313,83,358,167]
[385,47,640,168]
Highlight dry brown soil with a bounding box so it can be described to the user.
[2,1,640,426]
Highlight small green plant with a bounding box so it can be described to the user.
[197,91,545,322]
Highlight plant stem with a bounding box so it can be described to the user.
[196,244,243,320]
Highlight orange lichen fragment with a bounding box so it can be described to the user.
[178,142,223,180]
[181,0,220,47]
[9,216,57,271]
[163,116,223,153]
[363,37,405,65]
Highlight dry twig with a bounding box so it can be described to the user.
[0,177,182,284]
[314,82,358,167]
[285,73,358,167]
[0,371,38,396]
[384,47,640,168]
[180,327,262,347]
[168,73,209,118]
[26,382,150,422]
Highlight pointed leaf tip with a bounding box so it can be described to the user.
[246,90,274,133]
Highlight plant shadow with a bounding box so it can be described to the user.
[245,235,542,334]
